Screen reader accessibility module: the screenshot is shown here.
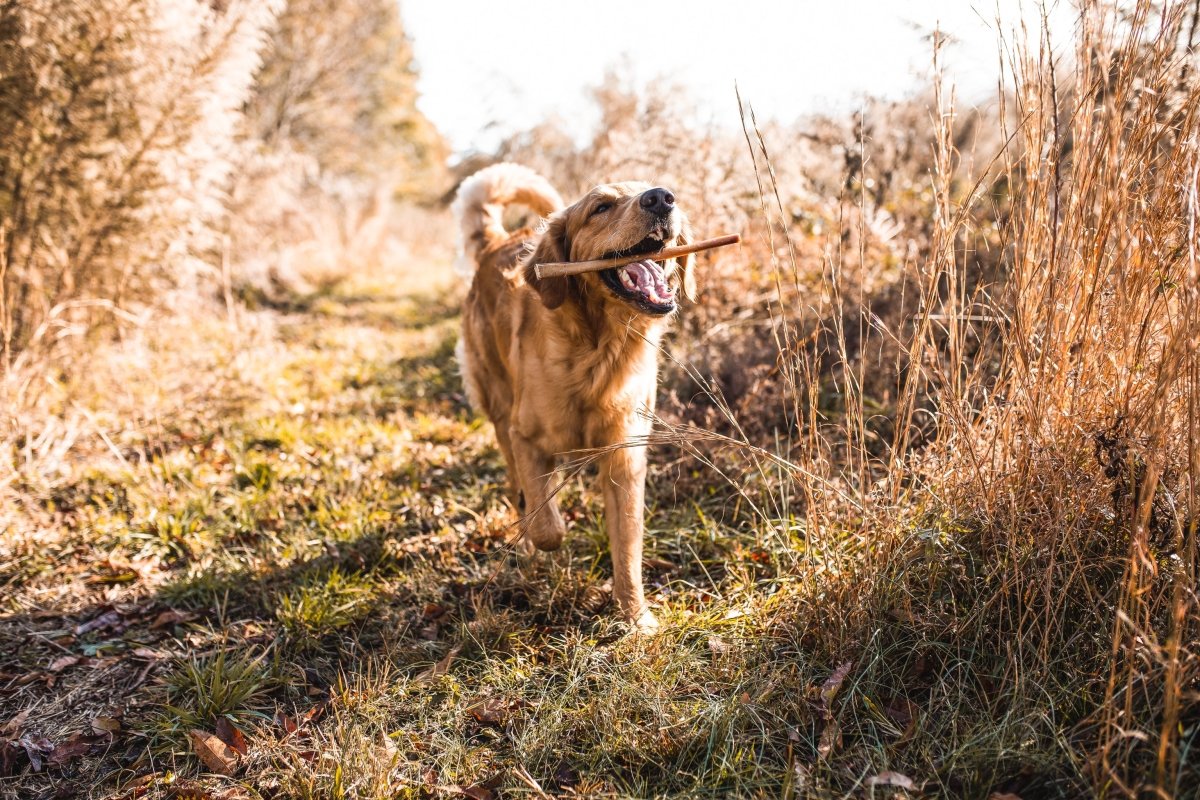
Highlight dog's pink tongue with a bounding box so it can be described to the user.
[623,260,674,302]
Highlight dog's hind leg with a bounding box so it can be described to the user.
[509,430,565,551]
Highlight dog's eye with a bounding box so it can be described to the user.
[591,202,612,217]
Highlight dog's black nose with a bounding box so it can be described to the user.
[639,187,675,215]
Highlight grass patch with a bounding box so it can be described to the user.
[277,568,380,648]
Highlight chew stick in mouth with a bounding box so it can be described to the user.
[534,234,740,280]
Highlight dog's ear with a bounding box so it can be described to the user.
[674,216,698,302]
[524,213,571,310]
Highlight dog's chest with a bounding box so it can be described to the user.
[519,340,658,452]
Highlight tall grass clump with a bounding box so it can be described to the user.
[724,2,1200,795]
[924,3,1200,794]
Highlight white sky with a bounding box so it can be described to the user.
[401,1,1077,155]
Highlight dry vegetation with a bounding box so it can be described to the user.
[2,0,1199,798]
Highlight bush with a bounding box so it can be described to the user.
[0,0,278,363]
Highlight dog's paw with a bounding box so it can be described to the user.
[526,518,565,551]
[631,608,660,634]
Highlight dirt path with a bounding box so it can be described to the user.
[0,257,796,799]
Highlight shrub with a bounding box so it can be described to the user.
[0,0,279,363]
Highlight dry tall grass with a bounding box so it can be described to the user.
[738,3,1199,794]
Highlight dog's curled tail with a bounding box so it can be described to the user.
[451,162,563,278]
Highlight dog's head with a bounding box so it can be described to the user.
[523,182,696,316]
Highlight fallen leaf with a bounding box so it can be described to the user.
[299,702,326,725]
[415,645,460,683]
[49,732,101,766]
[274,711,298,737]
[150,609,197,629]
[866,771,917,790]
[21,735,53,772]
[188,729,236,775]
[708,635,730,656]
[467,696,524,725]
[75,610,122,636]
[114,771,156,799]
[49,655,82,673]
[988,794,1023,800]
[816,721,840,761]
[214,718,248,756]
[91,716,122,736]
[819,661,853,714]
[1,709,30,739]
[458,772,503,800]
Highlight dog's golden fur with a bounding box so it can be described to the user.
[452,163,695,629]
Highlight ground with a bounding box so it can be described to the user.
[3,247,1127,800]
[0,254,874,800]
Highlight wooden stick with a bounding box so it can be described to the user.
[534,234,740,280]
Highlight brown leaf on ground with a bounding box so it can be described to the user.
[215,718,248,755]
[274,711,298,737]
[886,697,920,742]
[188,729,237,775]
[300,701,327,725]
[466,696,525,725]
[988,794,1024,800]
[708,635,730,655]
[816,720,840,761]
[91,716,122,736]
[0,708,30,739]
[114,772,156,799]
[151,609,198,629]
[459,774,504,800]
[415,644,460,683]
[866,771,918,790]
[819,661,853,714]
[49,732,102,766]
[21,735,53,771]
[48,655,82,673]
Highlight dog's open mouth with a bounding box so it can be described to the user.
[598,235,676,315]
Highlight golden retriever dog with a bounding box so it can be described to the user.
[451,163,696,631]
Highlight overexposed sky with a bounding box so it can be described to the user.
[402,1,1077,155]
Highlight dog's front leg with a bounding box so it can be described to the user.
[600,446,657,631]
[510,429,566,551]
